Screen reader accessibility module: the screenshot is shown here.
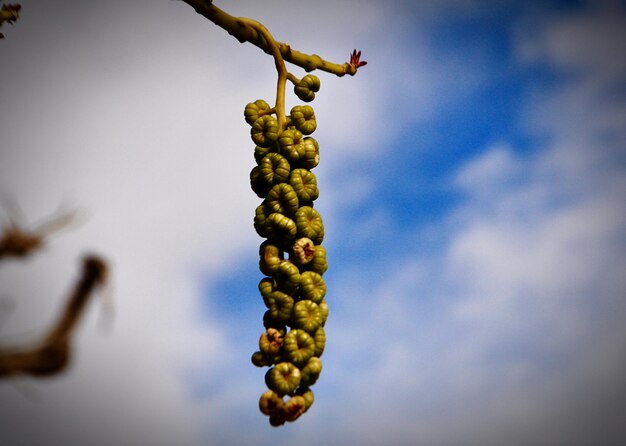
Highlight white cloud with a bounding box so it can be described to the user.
[0,2,262,445]
[288,4,626,446]
[2,1,626,446]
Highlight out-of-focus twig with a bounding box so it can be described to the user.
[0,255,108,378]
[181,0,367,76]
[0,3,21,39]
[0,210,77,260]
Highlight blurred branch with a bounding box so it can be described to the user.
[0,209,77,261]
[0,255,108,378]
[180,0,366,76]
[0,3,21,39]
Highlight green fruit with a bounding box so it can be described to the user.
[252,351,270,367]
[291,300,323,334]
[250,165,271,198]
[295,206,324,245]
[318,300,329,326]
[259,328,283,357]
[263,310,287,331]
[289,168,319,203]
[313,326,326,357]
[258,277,275,297]
[259,152,290,186]
[259,389,283,415]
[299,357,322,387]
[265,183,299,217]
[245,99,271,125]
[259,243,283,276]
[296,387,314,412]
[299,271,326,303]
[290,105,316,135]
[266,362,301,396]
[306,245,328,275]
[254,144,275,164]
[297,137,320,170]
[274,260,301,295]
[269,412,287,427]
[283,395,307,421]
[251,115,280,147]
[254,204,270,238]
[266,290,295,322]
[265,213,297,245]
[246,90,328,424]
[282,329,315,367]
[294,74,320,102]
[278,128,305,163]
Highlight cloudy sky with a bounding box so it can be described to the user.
[1,0,625,445]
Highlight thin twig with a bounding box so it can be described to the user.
[0,255,108,378]
[238,16,288,129]
[181,0,365,76]
[0,210,77,260]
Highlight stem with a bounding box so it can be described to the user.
[181,0,360,76]
[239,17,288,129]
[287,72,300,86]
[0,255,107,378]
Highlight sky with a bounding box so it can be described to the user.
[0,0,625,445]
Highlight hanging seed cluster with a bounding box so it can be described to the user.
[246,74,329,426]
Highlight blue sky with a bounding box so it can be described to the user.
[1,0,625,445]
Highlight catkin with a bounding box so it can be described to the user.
[246,75,327,426]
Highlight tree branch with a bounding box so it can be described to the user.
[181,0,363,76]
[0,210,76,261]
[0,3,21,39]
[0,255,108,378]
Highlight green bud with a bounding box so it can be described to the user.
[289,168,319,204]
[306,245,328,275]
[244,99,271,125]
[290,105,317,135]
[318,300,329,326]
[283,329,316,367]
[299,357,323,387]
[266,362,301,396]
[278,128,306,163]
[265,183,299,217]
[259,152,290,186]
[297,137,320,170]
[263,310,287,331]
[259,242,283,276]
[283,395,307,422]
[296,387,315,412]
[259,327,283,357]
[251,115,280,147]
[259,277,276,305]
[265,213,297,246]
[291,300,323,334]
[299,271,326,303]
[252,351,270,367]
[259,389,284,416]
[254,204,271,238]
[250,165,271,198]
[295,206,324,245]
[254,144,275,164]
[274,260,301,295]
[313,326,326,357]
[266,290,295,322]
[294,74,321,102]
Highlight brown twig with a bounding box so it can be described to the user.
[0,210,77,260]
[181,0,366,76]
[0,255,108,378]
[0,3,21,39]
